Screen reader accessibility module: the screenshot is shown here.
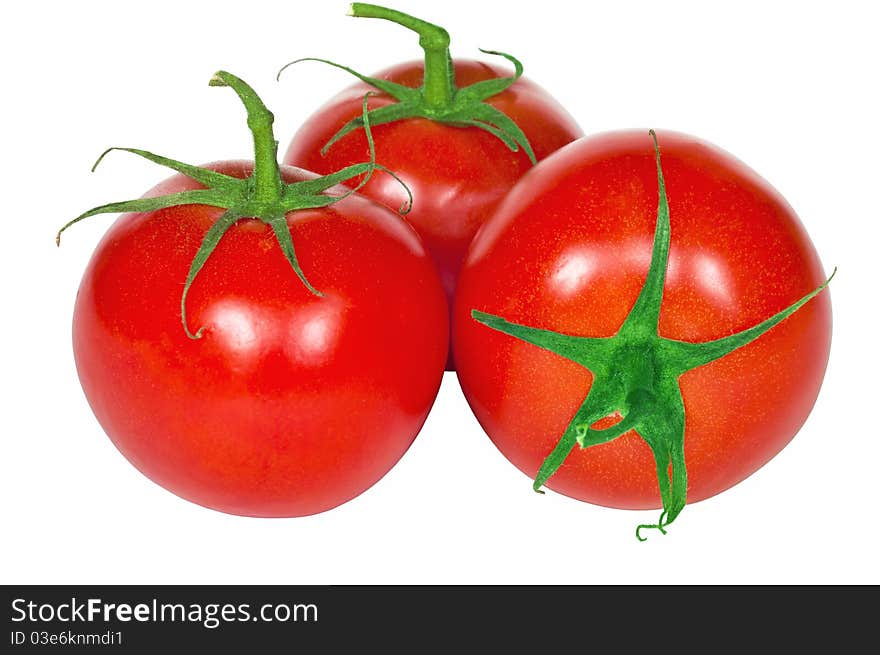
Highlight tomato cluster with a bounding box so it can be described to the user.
[63,4,831,537]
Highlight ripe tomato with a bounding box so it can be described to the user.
[286,62,581,307]
[282,5,582,368]
[453,130,831,531]
[73,161,447,517]
[67,71,448,517]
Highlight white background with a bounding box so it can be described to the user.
[1,0,878,584]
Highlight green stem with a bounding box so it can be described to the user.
[284,5,534,158]
[350,2,454,109]
[619,130,670,338]
[209,71,283,205]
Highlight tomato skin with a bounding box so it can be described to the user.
[453,130,832,509]
[284,60,583,367]
[73,161,448,517]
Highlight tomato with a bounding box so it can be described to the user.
[282,4,582,368]
[73,163,447,517]
[285,60,581,304]
[66,72,448,517]
[453,130,831,535]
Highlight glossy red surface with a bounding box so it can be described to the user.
[73,162,448,516]
[453,131,832,509]
[284,60,583,367]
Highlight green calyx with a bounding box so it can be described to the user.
[278,2,536,163]
[58,71,409,340]
[473,130,834,540]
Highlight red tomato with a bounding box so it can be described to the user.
[284,60,582,367]
[73,161,448,517]
[453,130,831,519]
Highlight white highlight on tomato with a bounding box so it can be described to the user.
[692,252,735,307]
[206,299,260,356]
[550,247,596,297]
[286,300,344,366]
